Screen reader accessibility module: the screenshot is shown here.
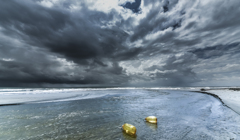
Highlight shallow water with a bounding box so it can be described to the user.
[0,89,240,140]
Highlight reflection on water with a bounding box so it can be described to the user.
[122,130,137,139]
[145,122,158,131]
[0,89,240,140]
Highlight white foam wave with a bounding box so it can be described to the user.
[0,87,230,95]
[0,87,232,105]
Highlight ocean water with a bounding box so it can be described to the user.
[0,87,229,105]
[0,88,240,139]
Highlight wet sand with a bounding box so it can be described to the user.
[0,89,240,140]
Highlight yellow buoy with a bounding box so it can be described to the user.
[145,116,157,123]
[122,123,137,135]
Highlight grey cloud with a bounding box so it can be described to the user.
[0,0,240,87]
[122,0,141,13]
[0,0,137,62]
[191,43,240,59]
[162,0,179,13]
[145,53,198,86]
[0,0,135,86]
[130,10,182,42]
[201,1,240,31]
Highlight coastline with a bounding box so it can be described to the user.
[196,88,240,115]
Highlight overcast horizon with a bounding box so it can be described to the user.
[0,0,240,87]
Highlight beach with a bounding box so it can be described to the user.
[0,88,240,140]
[199,88,240,115]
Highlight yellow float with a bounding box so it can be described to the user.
[145,116,157,123]
[122,123,137,135]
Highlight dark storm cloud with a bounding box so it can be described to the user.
[129,4,182,42]
[0,1,120,61]
[1,0,240,87]
[172,20,182,30]
[121,0,141,13]
[191,43,240,59]
[0,0,135,86]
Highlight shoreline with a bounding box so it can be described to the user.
[195,88,240,115]
[194,91,240,115]
[194,91,225,104]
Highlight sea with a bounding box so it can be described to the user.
[0,87,240,140]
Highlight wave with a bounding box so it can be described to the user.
[0,87,232,105]
[0,86,229,95]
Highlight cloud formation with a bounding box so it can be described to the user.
[0,0,240,87]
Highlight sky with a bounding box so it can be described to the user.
[0,0,240,87]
